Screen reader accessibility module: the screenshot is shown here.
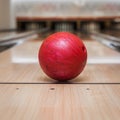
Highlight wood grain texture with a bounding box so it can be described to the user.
[0,40,120,83]
[0,84,120,120]
[0,38,120,120]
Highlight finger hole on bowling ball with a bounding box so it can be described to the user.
[82,46,86,52]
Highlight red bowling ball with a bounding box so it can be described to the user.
[38,32,87,81]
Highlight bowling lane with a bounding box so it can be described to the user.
[0,39,120,83]
[0,84,120,120]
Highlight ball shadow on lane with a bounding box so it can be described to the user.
[40,75,86,84]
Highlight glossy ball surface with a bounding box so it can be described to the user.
[38,32,87,81]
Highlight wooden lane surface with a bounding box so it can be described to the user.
[0,84,120,120]
[0,39,120,120]
[0,39,120,83]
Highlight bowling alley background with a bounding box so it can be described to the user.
[16,0,120,33]
[0,0,120,120]
[0,0,120,34]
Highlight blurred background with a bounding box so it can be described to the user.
[0,0,120,32]
[0,0,120,51]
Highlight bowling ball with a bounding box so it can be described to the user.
[38,32,87,81]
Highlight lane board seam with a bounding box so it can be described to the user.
[0,82,120,85]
